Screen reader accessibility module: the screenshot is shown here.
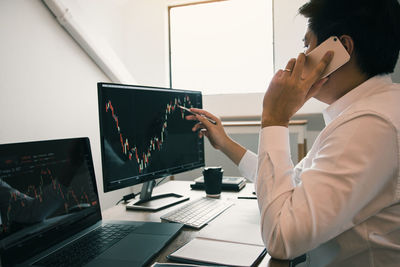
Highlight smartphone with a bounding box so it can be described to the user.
[303,36,350,78]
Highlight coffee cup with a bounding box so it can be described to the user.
[202,167,223,198]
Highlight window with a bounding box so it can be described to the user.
[169,0,273,95]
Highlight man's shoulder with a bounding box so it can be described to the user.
[326,82,400,133]
[344,82,400,118]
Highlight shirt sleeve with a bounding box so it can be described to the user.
[238,149,258,182]
[256,115,398,259]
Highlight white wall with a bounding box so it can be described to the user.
[0,0,135,210]
[66,0,169,88]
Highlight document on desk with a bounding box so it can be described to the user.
[168,199,267,267]
[197,199,264,246]
[169,238,266,267]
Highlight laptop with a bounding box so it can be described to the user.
[0,137,183,267]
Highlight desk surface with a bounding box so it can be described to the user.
[102,181,290,267]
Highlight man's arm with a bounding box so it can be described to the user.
[188,108,247,165]
[187,108,264,182]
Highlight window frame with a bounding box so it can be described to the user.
[167,0,274,96]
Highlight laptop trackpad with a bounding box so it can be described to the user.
[84,258,142,267]
[85,233,171,267]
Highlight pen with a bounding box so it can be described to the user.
[177,105,217,125]
[237,196,257,199]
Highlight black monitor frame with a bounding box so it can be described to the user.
[97,83,205,211]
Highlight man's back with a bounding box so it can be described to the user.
[301,75,400,266]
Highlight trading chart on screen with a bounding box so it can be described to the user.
[98,85,204,189]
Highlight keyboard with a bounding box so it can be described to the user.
[35,223,138,267]
[161,197,234,229]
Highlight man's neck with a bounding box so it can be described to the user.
[315,66,369,104]
[333,73,369,101]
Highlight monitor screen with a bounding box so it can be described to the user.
[97,83,205,192]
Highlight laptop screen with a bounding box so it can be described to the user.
[0,138,101,264]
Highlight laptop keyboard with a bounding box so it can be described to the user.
[35,223,137,267]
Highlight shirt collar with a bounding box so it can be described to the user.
[322,75,393,125]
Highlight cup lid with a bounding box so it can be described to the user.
[203,166,223,172]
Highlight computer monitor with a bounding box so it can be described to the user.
[97,83,205,211]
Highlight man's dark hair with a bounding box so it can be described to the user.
[299,0,400,78]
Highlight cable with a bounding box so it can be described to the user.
[115,192,140,205]
[156,176,168,186]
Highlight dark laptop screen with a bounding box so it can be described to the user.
[0,138,101,264]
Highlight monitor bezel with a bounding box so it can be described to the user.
[97,82,205,193]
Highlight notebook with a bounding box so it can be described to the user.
[190,176,246,191]
[0,137,183,267]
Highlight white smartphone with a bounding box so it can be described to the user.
[303,36,350,78]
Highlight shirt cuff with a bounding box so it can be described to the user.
[258,126,291,155]
[238,150,258,182]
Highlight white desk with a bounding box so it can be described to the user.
[102,181,290,267]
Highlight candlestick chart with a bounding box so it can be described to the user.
[99,87,204,188]
[105,95,194,173]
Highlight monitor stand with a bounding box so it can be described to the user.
[126,180,189,211]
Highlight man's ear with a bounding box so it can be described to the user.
[339,35,354,55]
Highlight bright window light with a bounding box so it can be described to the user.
[169,0,273,95]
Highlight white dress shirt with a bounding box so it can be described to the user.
[238,75,400,266]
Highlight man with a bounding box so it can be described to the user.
[187,0,400,265]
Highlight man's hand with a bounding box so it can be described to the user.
[262,51,334,128]
[186,108,229,150]
[186,108,246,165]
